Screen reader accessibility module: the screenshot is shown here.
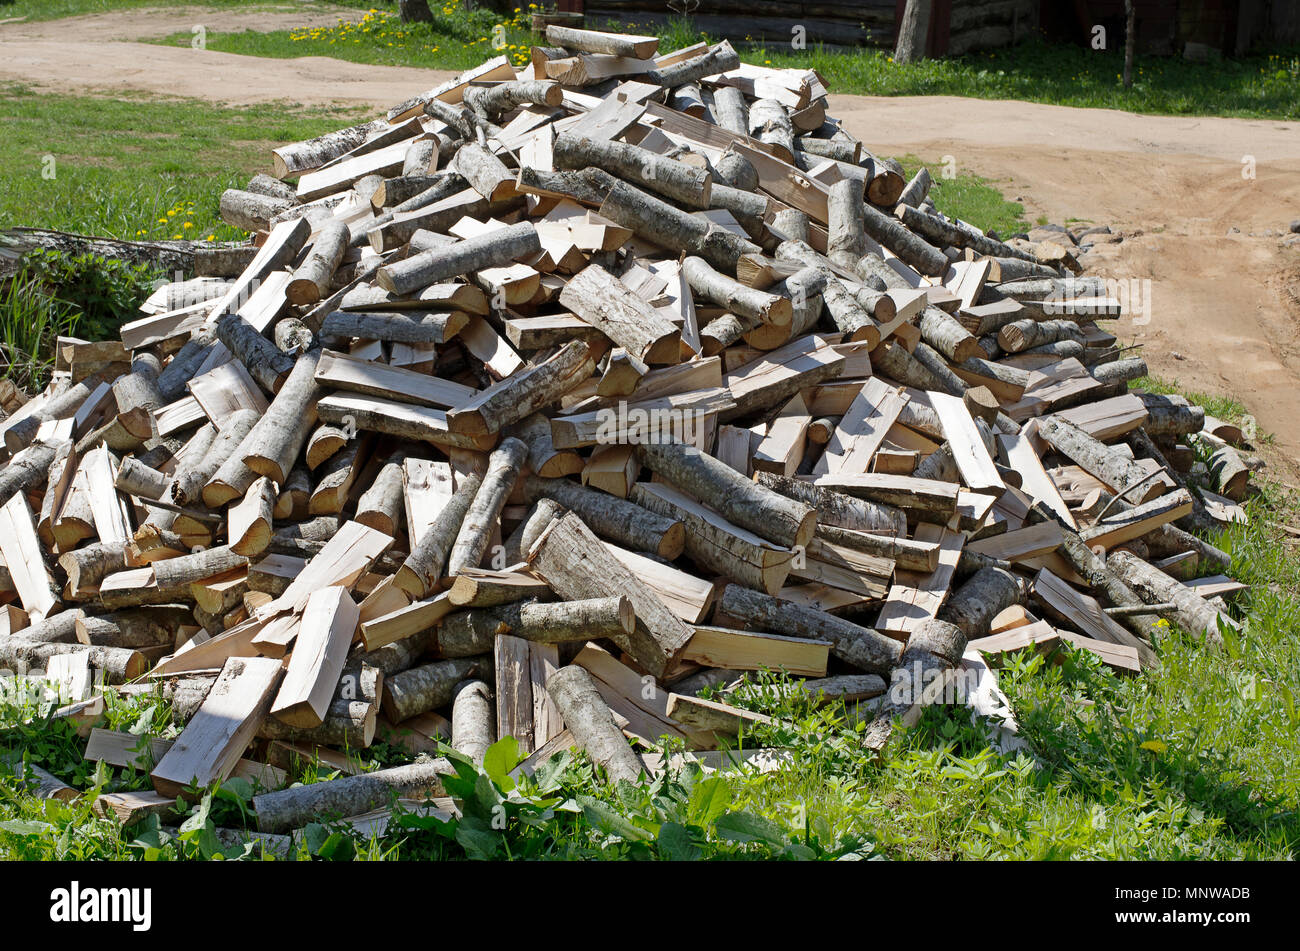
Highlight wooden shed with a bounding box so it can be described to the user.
[1041,0,1300,56]
[568,0,1299,53]
[575,0,1038,53]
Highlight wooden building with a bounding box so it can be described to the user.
[565,0,1299,54]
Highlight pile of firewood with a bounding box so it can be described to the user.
[0,28,1258,844]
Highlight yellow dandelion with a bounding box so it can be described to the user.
[183,222,193,229]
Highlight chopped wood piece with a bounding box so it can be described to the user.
[527,511,693,678]
[270,586,360,728]
[151,656,283,798]
[719,583,902,673]
[546,665,645,783]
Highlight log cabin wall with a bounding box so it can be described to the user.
[1040,1,1300,56]
[579,0,1037,52]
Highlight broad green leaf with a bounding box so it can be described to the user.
[657,821,701,861]
[578,795,652,842]
[687,775,732,826]
[482,736,520,791]
[714,811,788,848]
[0,819,51,835]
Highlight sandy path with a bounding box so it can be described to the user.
[4,9,1300,459]
[834,95,1300,462]
[0,5,458,109]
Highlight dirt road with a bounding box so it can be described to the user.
[4,8,1299,459]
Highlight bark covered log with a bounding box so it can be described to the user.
[719,584,902,673]
[637,440,817,549]
[523,475,685,559]
[546,665,645,783]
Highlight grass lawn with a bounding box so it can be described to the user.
[0,86,367,386]
[138,1,1300,120]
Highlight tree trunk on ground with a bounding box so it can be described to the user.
[0,228,241,280]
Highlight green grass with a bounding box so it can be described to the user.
[0,84,366,241]
[0,86,365,382]
[137,2,1300,120]
[152,3,538,73]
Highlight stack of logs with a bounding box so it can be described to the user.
[0,27,1257,844]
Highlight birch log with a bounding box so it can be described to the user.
[636,440,817,548]
[998,318,1082,353]
[527,512,693,677]
[464,79,562,117]
[645,41,739,87]
[356,454,407,538]
[522,476,685,559]
[215,314,295,395]
[938,567,1024,640]
[1039,417,1167,504]
[545,665,644,783]
[450,679,495,764]
[447,437,528,576]
[383,656,491,722]
[554,134,712,208]
[682,256,792,326]
[253,758,453,833]
[719,584,902,673]
[711,85,748,135]
[240,348,323,485]
[395,472,481,596]
[559,264,681,365]
[747,99,795,162]
[376,221,540,296]
[440,597,634,656]
[447,340,594,435]
[860,201,948,277]
[598,178,759,273]
[172,409,259,506]
[1107,550,1231,642]
[285,221,349,305]
[753,471,907,536]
